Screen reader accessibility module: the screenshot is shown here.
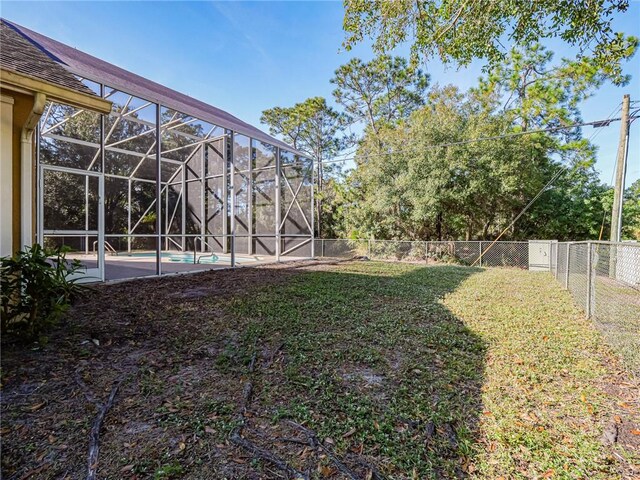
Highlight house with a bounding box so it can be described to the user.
[0,19,313,281]
[0,20,111,257]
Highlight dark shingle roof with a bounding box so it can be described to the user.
[0,20,96,96]
[1,19,302,153]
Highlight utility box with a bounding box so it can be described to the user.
[528,240,552,271]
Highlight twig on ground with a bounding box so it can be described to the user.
[350,457,386,480]
[276,437,311,446]
[266,342,285,368]
[74,369,98,404]
[230,344,307,479]
[240,381,253,415]
[248,350,257,373]
[287,421,360,480]
[86,376,126,480]
[7,461,51,480]
[240,350,257,415]
[230,431,307,479]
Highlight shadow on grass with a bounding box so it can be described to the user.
[229,262,487,478]
[0,261,486,479]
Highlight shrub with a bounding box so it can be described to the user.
[1,244,85,341]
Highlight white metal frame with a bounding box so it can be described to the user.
[36,80,314,282]
[38,164,105,282]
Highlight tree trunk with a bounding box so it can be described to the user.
[436,212,443,241]
[482,215,494,240]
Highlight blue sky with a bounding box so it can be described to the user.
[3,1,639,184]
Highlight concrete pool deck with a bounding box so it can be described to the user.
[67,252,304,281]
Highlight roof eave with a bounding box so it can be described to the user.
[0,68,112,114]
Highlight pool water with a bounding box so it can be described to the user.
[120,252,258,264]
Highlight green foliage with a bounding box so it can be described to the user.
[476,43,623,132]
[621,179,640,240]
[331,55,429,134]
[261,97,353,237]
[153,462,184,479]
[337,41,633,241]
[342,0,638,85]
[317,177,352,238]
[1,244,85,341]
[261,96,352,161]
[344,83,613,241]
[265,41,634,242]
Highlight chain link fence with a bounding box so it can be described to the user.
[552,241,640,377]
[314,239,532,268]
[315,238,640,376]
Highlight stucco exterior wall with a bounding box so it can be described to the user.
[0,94,14,256]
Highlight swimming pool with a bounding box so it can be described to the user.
[119,252,259,264]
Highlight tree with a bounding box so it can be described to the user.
[474,43,628,134]
[621,179,640,240]
[343,0,638,85]
[261,97,352,237]
[331,55,429,135]
[343,85,609,241]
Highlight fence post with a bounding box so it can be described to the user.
[554,240,559,279]
[585,242,592,318]
[321,239,325,258]
[564,243,571,290]
[368,239,371,258]
[425,241,429,264]
[479,241,483,267]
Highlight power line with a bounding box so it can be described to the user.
[472,103,626,264]
[318,114,636,166]
[471,165,569,266]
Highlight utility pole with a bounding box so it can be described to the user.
[610,94,630,242]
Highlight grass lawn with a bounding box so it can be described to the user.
[2,260,639,479]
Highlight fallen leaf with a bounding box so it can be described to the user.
[205,426,216,434]
[299,447,311,459]
[120,465,134,473]
[630,429,640,435]
[318,465,335,477]
[342,428,356,438]
[26,401,46,412]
